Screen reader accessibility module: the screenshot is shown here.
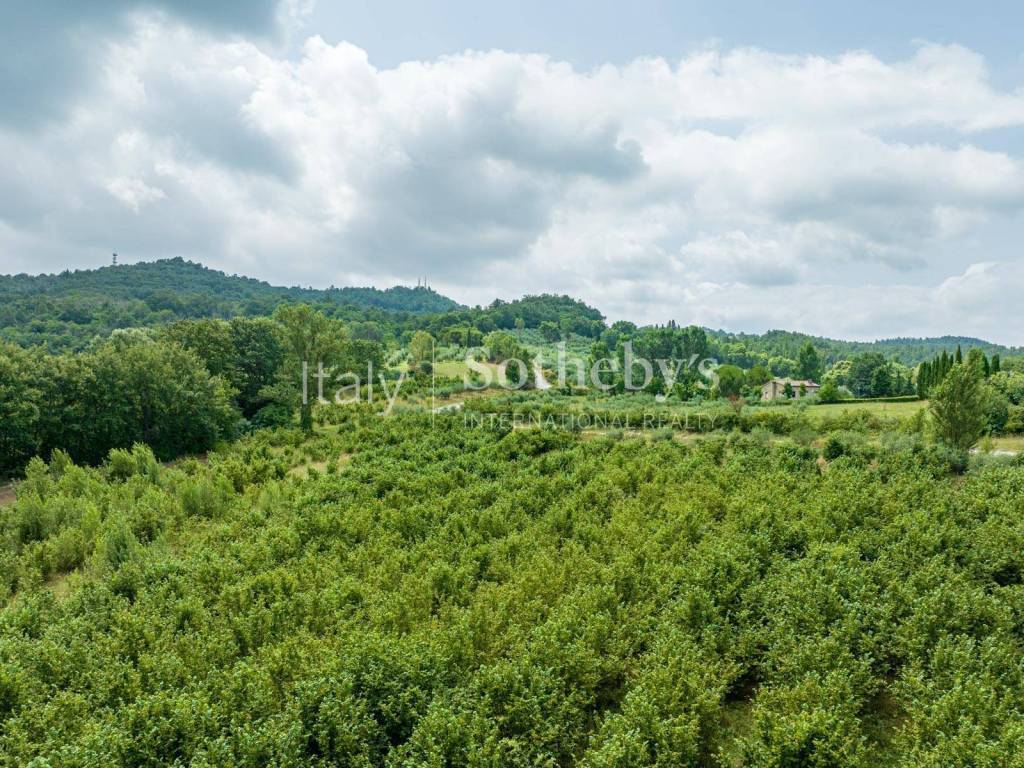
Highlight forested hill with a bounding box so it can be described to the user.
[0,258,462,349]
[2,257,1017,363]
[707,328,1019,366]
[0,257,462,313]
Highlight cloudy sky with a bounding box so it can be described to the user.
[3,1,1024,343]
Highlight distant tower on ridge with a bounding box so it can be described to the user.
[112,253,118,266]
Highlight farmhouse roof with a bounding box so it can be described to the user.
[767,378,820,387]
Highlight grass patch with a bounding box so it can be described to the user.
[809,399,928,421]
[988,435,1024,453]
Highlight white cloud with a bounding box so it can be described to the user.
[105,176,168,212]
[2,11,1024,342]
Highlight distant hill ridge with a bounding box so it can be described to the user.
[705,328,1020,367]
[0,257,463,314]
[1,258,1018,364]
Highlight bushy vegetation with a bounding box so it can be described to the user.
[0,334,239,475]
[2,413,1024,765]
[4,260,1024,764]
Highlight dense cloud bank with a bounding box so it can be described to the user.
[2,3,1024,342]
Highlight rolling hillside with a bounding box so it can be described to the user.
[0,258,462,349]
[707,328,1021,367]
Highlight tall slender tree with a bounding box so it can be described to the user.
[273,305,347,432]
[930,362,987,454]
[797,341,823,382]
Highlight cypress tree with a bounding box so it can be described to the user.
[993,354,1001,374]
[955,345,963,365]
[918,360,931,397]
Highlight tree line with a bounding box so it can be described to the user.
[0,307,390,476]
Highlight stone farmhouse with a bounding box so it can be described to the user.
[761,378,820,401]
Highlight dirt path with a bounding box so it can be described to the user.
[0,483,16,508]
[533,362,552,390]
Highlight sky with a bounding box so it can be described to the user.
[2,1,1024,344]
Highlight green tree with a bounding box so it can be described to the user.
[870,365,892,398]
[746,364,772,387]
[162,319,235,378]
[24,338,239,467]
[966,348,990,378]
[161,317,287,418]
[930,363,987,453]
[824,360,853,387]
[848,353,886,398]
[797,342,822,382]
[716,364,746,399]
[0,343,43,474]
[982,386,1010,434]
[81,340,237,462]
[989,371,1024,405]
[273,304,347,431]
[818,379,841,403]
[408,331,435,365]
[539,321,561,343]
[341,339,385,375]
[229,317,285,417]
[916,361,932,398]
[484,331,523,363]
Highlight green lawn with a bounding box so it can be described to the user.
[431,360,471,378]
[431,359,506,380]
[809,399,928,421]
[989,435,1024,453]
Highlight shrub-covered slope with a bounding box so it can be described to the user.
[1,415,1024,765]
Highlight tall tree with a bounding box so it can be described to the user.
[848,353,887,398]
[716,364,745,399]
[229,317,285,417]
[746,364,772,387]
[930,363,987,453]
[871,365,893,398]
[916,361,931,398]
[966,348,988,378]
[273,305,347,431]
[408,331,435,365]
[797,341,823,382]
[0,343,43,474]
